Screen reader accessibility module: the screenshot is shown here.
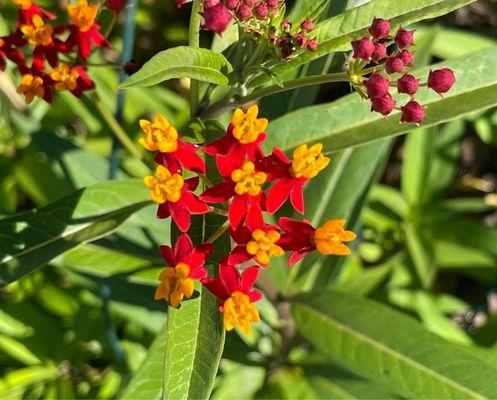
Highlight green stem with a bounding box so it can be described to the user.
[206,220,230,243]
[93,93,155,170]
[189,0,203,116]
[201,72,349,119]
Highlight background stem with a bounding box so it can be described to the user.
[189,0,203,116]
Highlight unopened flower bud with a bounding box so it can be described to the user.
[385,56,404,74]
[400,100,425,124]
[204,0,219,7]
[301,18,314,32]
[371,93,395,115]
[202,2,232,35]
[254,2,268,19]
[269,33,278,42]
[266,0,278,7]
[395,28,415,48]
[368,18,390,39]
[371,42,387,63]
[397,73,419,95]
[364,72,390,99]
[398,49,413,66]
[351,37,375,61]
[306,38,318,51]
[237,4,252,20]
[281,18,291,31]
[243,0,257,7]
[225,0,238,9]
[427,68,455,94]
[294,32,307,48]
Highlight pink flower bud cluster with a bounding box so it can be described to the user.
[352,18,456,125]
[270,17,318,59]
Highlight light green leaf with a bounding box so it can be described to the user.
[266,49,497,153]
[120,327,166,400]
[293,288,497,399]
[0,179,150,286]
[404,223,436,289]
[0,365,59,398]
[336,260,392,297]
[288,0,329,27]
[402,128,435,207]
[120,46,233,88]
[0,335,40,365]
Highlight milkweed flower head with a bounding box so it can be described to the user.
[141,105,356,334]
[6,0,115,104]
[348,19,455,125]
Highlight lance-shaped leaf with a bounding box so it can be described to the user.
[249,0,475,87]
[119,327,167,400]
[265,48,497,153]
[293,288,497,398]
[0,179,150,286]
[120,46,233,88]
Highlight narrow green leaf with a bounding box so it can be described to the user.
[335,261,392,297]
[402,128,435,207]
[288,0,329,27]
[250,0,475,87]
[120,46,233,88]
[0,179,150,286]
[119,327,166,400]
[0,335,40,365]
[265,49,497,153]
[293,288,497,399]
[404,223,436,289]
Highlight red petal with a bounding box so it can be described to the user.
[227,245,251,265]
[173,233,193,263]
[215,154,236,178]
[271,147,291,164]
[203,278,229,301]
[157,203,171,219]
[204,134,234,156]
[219,263,241,293]
[169,202,190,232]
[229,225,252,244]
[184,177,200,192]
[288,250,310,266]
[200,182,234,203]
[290,182,304,214]
[155,153,182,174]
[241,266,259,291]
[182,192,210,214]
[246,201,264,231]
[266,178,293,214]
[189,243,214,271]
[159,245,174,266]
[229,195,248,229]
[176,142,206,173]
[248,289,263,303]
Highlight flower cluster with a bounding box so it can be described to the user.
[349,18,456,124]
[175,0,318,60]
[141,105,356,334]
[3,0,114,104]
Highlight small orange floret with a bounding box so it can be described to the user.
[154,262,194,308]
[222,291,260,334]
[290,143,330,179]
[231,161,267,196]
[246,229,284,266]
[143,165,184,204]
[50,64,80,91]
[231,104,268,144]
[16,74,44,104]
[138,114,179,153]
[20,15,53,46]
[67,0,98,32]
[312,219,356,255]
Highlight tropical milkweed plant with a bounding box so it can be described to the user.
[1,0,497,398]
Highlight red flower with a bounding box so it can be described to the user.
[139,114,206,173]
[368,18,390,40]
[370,93,395,115]
[351,37,375,61]
[143,165,209,232]
[20,15,68,72]
[204,105,267,164]
[364,72,390,99]
[394,28,415,48]
[201,156,267,229]
[228,224,284,267]
[203,260,262,334]
[266,144,330,215]
[12,0,56,26]
[49,64,95,98]
[65,0,110,60]
[16,71,52,104]
[400,100,425,124]
[279,217,356,266]
[155,233,213,307]
[428,68,455,94]
[397,73,419,96]
[0,35,26,72]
